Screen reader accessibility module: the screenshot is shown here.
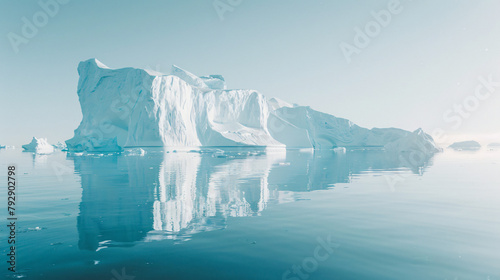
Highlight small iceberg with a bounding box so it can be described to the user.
[52,141,67,150]
[123,148,146,156]
[22,137,54,154]
[448,141,481,151]
[333,147,346,153]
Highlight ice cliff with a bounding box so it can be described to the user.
[66,59,439,153]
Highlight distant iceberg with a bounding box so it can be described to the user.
[66,59,439,153]
[448,141,481,150]
[22,137,54,154]
[53,141,67,150]
[123,148,146,156]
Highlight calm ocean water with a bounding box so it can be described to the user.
[1,147,499,280]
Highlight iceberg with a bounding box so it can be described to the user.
[123,148,146,156]
[448,141,481,151]
[52,141,67,150]
[22,137,55,154]
[66,59,439,153]
[384,128,441,153]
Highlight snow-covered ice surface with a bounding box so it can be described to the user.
[66,59,439,153]
[448,140,481,150]
[22,137,55,154]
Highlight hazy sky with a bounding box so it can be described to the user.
[1,0,500,145]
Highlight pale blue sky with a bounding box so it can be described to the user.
[1,0,500,145]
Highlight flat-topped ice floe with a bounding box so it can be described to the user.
[448,141,481,150]
[22,137,55,154]
[66,59,439,153]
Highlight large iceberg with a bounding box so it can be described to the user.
[22,137,55,154]
[66,59,439,152]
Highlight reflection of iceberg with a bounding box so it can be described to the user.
[31,153,50,166]
[74,154,158,251]
[73,149,286,250]
[72,148,434,251]
[148,150,285,241]
[268,149,434,192]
